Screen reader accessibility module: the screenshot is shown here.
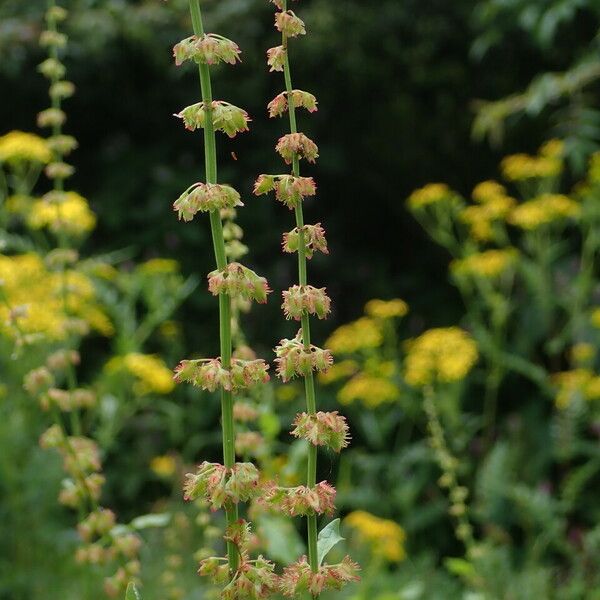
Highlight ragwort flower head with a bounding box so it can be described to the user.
[404,327,478,387]
[0,131,52,164]
[253,174,316,209]
[275,133,318,164]
[173,34,241,66]
[508,194,579,230]
[28,192,96,236]
[407,183,457,210]
[364,298,408,319]
[207,262,271,303]
[282,284,331,320]
[338,373,399,408]
[282,223,328,258]
[345,511,406,562]
[451,248,518,280]
[325,317,382,354]
[291,411,350,452]
[471,180,507,203]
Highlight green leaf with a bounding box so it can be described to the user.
[130,512,171,530]
[125,582,142,600]
[260,514,305,564]
[317,518,344,566]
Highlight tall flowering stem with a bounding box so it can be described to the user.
[256,2,358,593]
[173,0,273,586]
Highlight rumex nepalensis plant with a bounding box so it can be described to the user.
[254,0,359,595]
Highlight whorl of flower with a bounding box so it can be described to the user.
[279,555,360,597]
[508,194,580,230]
[268,90,318,118]
[37,108,66,129]
[47,134,78,155]
[275,10,306,38]
[37,57,66,79]
[174,357,270,392]
[59,473,105,508]
[266,45,286,72]
[404,327,478,387]
[274,333,333,382]
[40,30,68,48]
[235,431,265,457]
[275,132,318,164]
[283,223,328,258]
[23,366,55,395]
[291,411,350,452]
[175,101,250,138]
[49,80,75,100]
[0,131,52,164]
[345,511,406,562]
[183,461,260,508]
[451,248,519,280]
[173,34,241,66]
[264,481,336,516]
[364,298,408,319]
[61,436,102,474]
[208,262,271,303]
[173,182,242,221]
[45,161,75,180]
[77,509,116,543]
[253,174,316,209]
[233,401,259,422]
[282,285,331,320]
[40,387,96,411]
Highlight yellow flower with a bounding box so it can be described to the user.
[5,194,33,215]
[28,192,97,236]
[508,194,579,230]
[588,152,600,183]
[338,373,399,408]
[345,511,406,562]
[276,385,298,402]
[106,353,175,395]
[325,317,382,354]
[150,455,177,478]
[138,258,180,276]
[407,183,456,210]
[318,359,358,384]
[159,320,180,339]
[539,138,564,158]
[404,327,478,387]
[0,130,52,164]
[451,248,518,280]
[0,253,113,340]
[364,298,409,319]
[90,263,119,281]
[460,195,515,242]
[591,307,600,329]
[471,180,506,203]
[570,343,595,366]
[501,153,562,181]
[552,369,600,409]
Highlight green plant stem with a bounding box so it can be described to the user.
[189,0,238,574]
[281,5,319,574]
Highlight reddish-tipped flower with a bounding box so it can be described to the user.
[253,174,316,209]
[291,411,350,452]
[174,357,270,392]
[207,262,271,303]
[267,45,286,72]
[175,101,250,138]
[173,183,242,221]
[275,10,306,38]
[267,90,318,118]
[275,133,318,164]
[173,34,241,66]
[282,285,331,320]
[183,461,260,508]
[264,481,336,516]
[282,223,328,258]
[279,556,360,597]
[274,331,333,382]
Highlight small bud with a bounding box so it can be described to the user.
[37,57,66,79]
[291,411,350,452]
[49,80,76,100]
[47,134,78,155]
[266,45,286,72]
[173,34,241,66]
[283,223,328,258]
[207,262,271,303]
[46,5,68,22]
[253,174,316,209]
[175,101,250,138]
[173,182,242,221]
[39,30,67,48]
[275,10,306,38]
[37,108,66,128]
[45,161,75,180]
[282,284,331,320]
[268,90,318,118]
[275,132,318,164]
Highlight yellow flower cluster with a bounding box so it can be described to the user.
[460,193,515,242]
[501,140,564,181]
[28,192,97,236]
[318,359,358,385]
[471,180,507,203]
[552,369,600,409]
[508,194,580,230]
[407,183,456,210]
[150,455,177,478]
[451,248,518,280]
[404,327,478,387]
[325,317,382,354]
[570,343,595,365]
[345,510,406,562]
[0,130,52,164]
[364,298,408,319]
[338,370,399,408]
[105,353,175,395]
[137,258,180,276]
[0,253,113,340]
[591,308,600,329]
